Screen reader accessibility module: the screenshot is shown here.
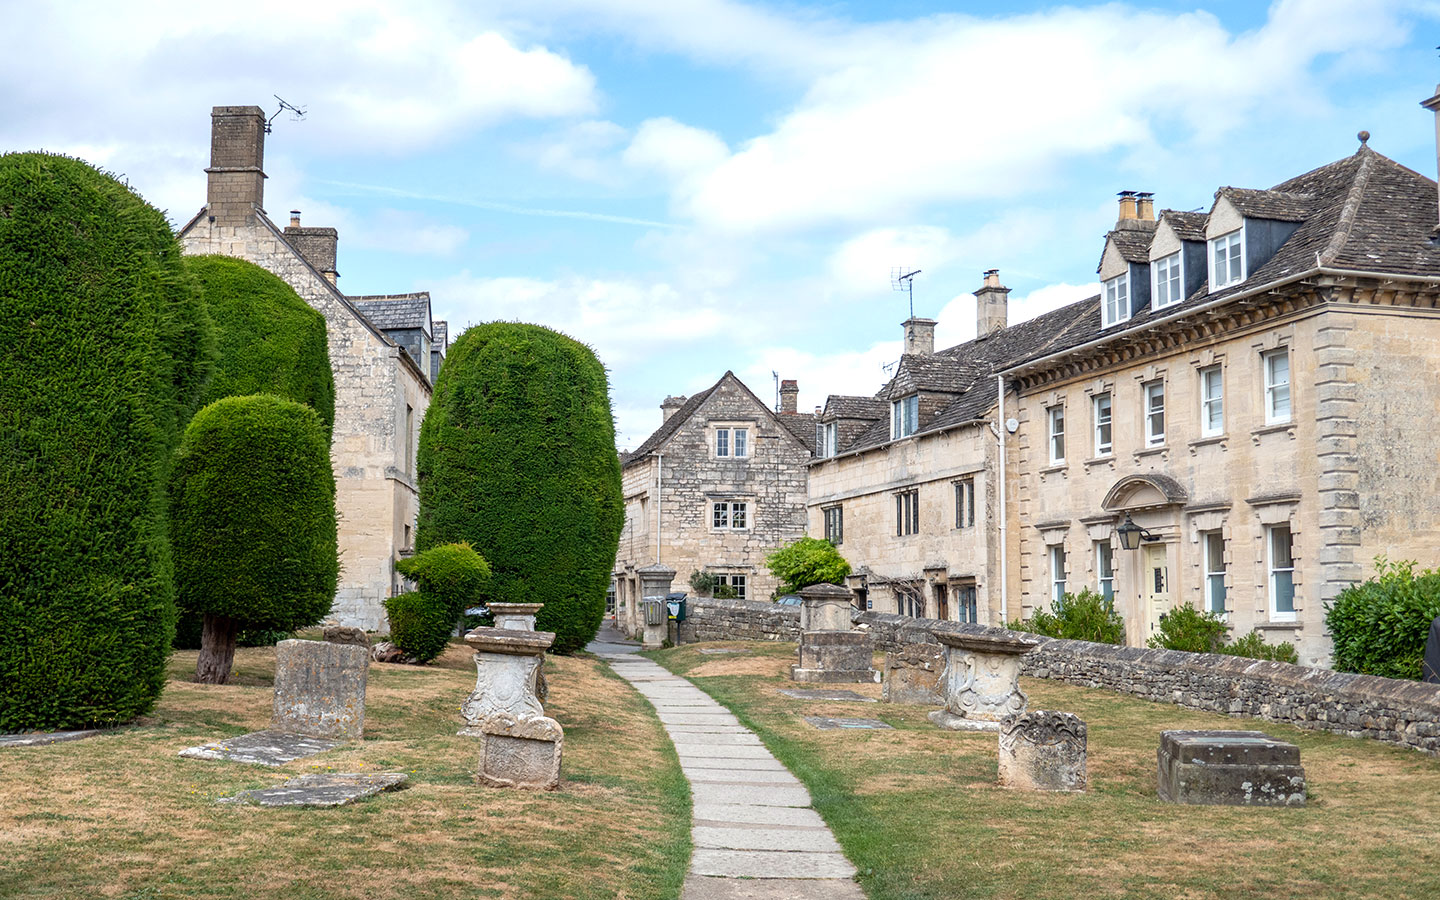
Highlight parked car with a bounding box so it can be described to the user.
[775,594,802,607]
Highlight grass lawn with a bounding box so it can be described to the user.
[649,640,1440,900]
[0,640,690,900]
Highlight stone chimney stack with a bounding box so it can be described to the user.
[1421,88,1440,231]
[660,395,687,423]
[975,269,1010,338]
[1116,190,1138,223]
[206,105,268,224]
[1136,192,1155,222]
[779,379,799,414]
[283,212,340,284]
[903,317,937,356]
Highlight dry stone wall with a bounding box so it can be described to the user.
[680,597,1440,754]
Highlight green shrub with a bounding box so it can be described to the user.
[765,537,852,596]
[170,395,337,683]
[1326,557,1440,680]
[184,255,334,435]
[1008,589,1124,644]
[1223,631,1300,664]
[415,323,623,654]
[395,542,490,632]
[690,570,718,596]
[1148,604,1229,653]
[0,152,214,730]
[384,591,454,663]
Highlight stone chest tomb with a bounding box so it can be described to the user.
[1157,730,1306,807]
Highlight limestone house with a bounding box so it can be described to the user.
[807,273,1094,626]
[177,105,447,630]
[1003,122,1440,665]
[613,373,815,634]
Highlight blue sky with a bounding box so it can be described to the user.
[4,0,1440,448]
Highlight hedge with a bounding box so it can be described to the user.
[184,254,333,435]
[1327,558,1440,680]
[395,542,491,618]
[415,323,623,653]
[170,395,337,645]
[0,152,214,730]
[384,592,454,663]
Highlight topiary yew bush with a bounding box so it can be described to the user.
[386,543,491,662]
[184,254,334,435]
[170,394,337,683]
[415,323,623,654]
[0,152,213,730]
[1326,557,1440,680]
[765,537,852,597]
[383,592,454,664]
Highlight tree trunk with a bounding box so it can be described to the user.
[195,613,239,684]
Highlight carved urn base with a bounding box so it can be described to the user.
[461,713,564,791]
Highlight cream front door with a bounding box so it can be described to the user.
[1143,543,1171,639]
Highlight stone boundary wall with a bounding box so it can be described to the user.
[678,598,1440,755]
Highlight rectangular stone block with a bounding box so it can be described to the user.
[793,630,877,683]
[882,644,945,705]
[1157,730,1305,807]
[271,639,369,740]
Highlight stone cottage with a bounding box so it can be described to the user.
[807,272,1094,626]
[1004,125,1440,665]
[613,373,815,635]
[177,105,447,630]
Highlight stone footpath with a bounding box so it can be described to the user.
[591,629,862,900]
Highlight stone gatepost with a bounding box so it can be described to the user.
[272,639,369,740]
[998,710,1087,792]
[637,564,676,647]
[791,583,878,684]
[928,630,1041,731]
[460,624,563,790]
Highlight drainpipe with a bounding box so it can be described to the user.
[655,453,663,564]
[996,374,1008,623]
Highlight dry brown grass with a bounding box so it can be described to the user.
[0,642,690,900]
[654,640,1440,900]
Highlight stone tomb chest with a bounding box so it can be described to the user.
[1157,730,1305,807]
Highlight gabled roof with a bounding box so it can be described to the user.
[777,413,819,453]
[823,395,889,421]
[623,371,817,466]
[885,353,979,397]
[433,320,449,346]
[1100,225,1157,270]
[1159,209,1208,243]
[1007,144,1440,375]
[349,292,433,336]
[1216,186,1313,222]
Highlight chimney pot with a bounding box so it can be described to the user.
[975,268,1010,338]
[1117,190,1138,222]
[290,210,301,227]
[1136,192,1155,221]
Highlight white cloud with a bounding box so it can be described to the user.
[933,281,1099,349]
[623,117,730,185]
[526,120,630,183]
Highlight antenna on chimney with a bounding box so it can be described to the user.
[265,95,307,134]
[891,267,921,318]
[772,371,780,410]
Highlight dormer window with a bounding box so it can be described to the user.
[1102,271,1130,328]
[1209,230,1244,289]
[1153,252,1182,308]
[820,422,838,458]
[892,395,919,439]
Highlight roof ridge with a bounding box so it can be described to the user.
[1318,146,1376,266]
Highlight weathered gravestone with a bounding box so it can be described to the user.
[929,629,1041,732]
[792,583,878,684]
[882,642,945,705]
[322,625,370,648]
[272,639,369,740]
[218,772,407,807]
[460,622,563,790]
[1157,730,1306,807]
[998,710,1087,792]
[804,716,893,730]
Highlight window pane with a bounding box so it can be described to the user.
[716,429,728,456]
[1272,526,1293,568]
[1206,533,1224,570]
[1098,542,1113,578]
[734,429,748,457]
[1208,574,1227,613]
[1274,571,1295,613]
[732,503,747,529]
[713,503,727,528]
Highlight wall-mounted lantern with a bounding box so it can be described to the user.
[1115,513,1159,551]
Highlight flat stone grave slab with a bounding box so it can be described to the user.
[218,772,407,807]
[804,716,893,731]
[777,688,876,703]
[0,729,106,748]
[179,730,341,766]
[698,648,751,655]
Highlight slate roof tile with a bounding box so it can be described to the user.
[349,292,433,334]
[1159,209,1208,243]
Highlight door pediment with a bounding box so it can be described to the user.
[1102,473,1187,512]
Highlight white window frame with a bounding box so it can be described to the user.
[1263,349,1291,425]
[1143,380,1165,447]
[1153,251,1183,309]
[895,489,919,536]
[1202,530,1227,616]
[1102,270,1131,328]
[1093,392,1112,457]
[1209,229,1245,290]
[823,505,843,545]
[954,478,975,529]
[1047,405,1065,464]
[711,572,747,601]
[711,500,749,531]
[1267,524,1296,621]
[1095,541,1114,604]
[1049,544,1067,605]
[822,422,838,457]
[892,394,919,440]
[714,426,749,459]
[1200,365,1224,437]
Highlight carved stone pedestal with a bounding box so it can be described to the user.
[998,711,1087,792]
[461,626,562,790]
[791,583,877,683]
[928,630,1041,732]
[882,643,945,705]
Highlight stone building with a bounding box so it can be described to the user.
[613,372,815,635]
[807,273,1093,625]
[1003,129,1440,665]
[177,105,447,630]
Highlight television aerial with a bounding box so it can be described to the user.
[891,267,921,319]
[265,95,307,134]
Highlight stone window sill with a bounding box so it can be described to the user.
[1251,422,1296,443]
[1189,435,1227,452]
[1256,620,1300,630]
[1039,463,1068,475]
[1083,455,1116,469]
[1134,445,1167,459]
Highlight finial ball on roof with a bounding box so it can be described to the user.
[1358,130,1370,144]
